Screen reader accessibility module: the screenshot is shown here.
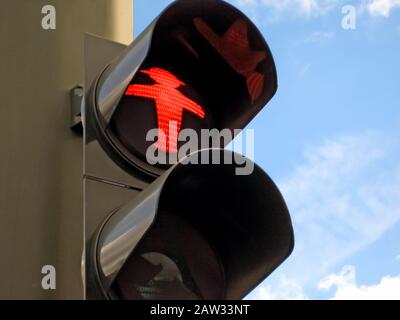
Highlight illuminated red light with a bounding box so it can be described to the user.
[194,18,266,103]
[125,68,205,153]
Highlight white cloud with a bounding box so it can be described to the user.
[232,0,400,20]
[279,132,400,279]
[248,130,400,300]
[319,265,400,299]
[396,254,400,261]
[232,0,340,20]
[249,275,308,300]
[368,0,400,17]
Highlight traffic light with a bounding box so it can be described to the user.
[84,0,294,300]
[87,0,278,178]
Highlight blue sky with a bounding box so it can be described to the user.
[135,0,400,299]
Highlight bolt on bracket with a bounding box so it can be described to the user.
[70,86,84,134]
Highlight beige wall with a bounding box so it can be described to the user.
[0,0,133,299]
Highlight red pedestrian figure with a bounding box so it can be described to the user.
[125,67,205,153]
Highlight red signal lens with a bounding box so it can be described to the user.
[125,68,205,153]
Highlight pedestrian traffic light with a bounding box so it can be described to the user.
[87,0,277,178]
[84,0,294,300]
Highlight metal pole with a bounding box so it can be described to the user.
[0,0,133,299]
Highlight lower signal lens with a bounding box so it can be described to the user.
[109,214,225,300]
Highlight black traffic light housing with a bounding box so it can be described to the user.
[87,150,294,300]
[87,0,277,179]
[84,0,294,300]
